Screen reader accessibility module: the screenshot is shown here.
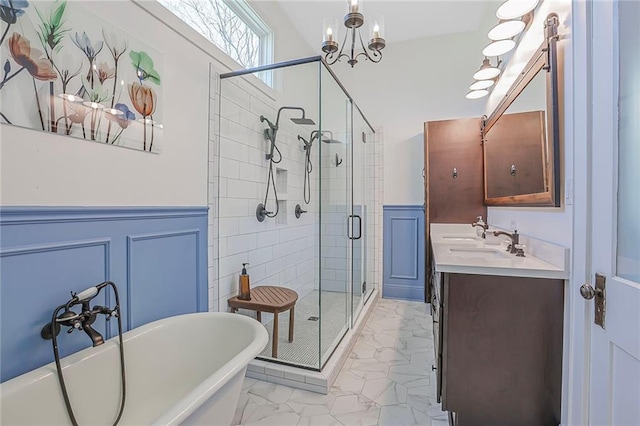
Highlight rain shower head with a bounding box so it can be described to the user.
[312,130,343,144]
[291,117,316,125]
[321,136,343,144]
[274,106,315,128]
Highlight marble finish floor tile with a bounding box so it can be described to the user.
[233,298,447,426]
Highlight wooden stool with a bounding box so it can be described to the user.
[227,286,298,358]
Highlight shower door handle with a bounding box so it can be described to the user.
[348,215,362,240]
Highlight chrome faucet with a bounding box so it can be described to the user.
[493,230,520,254]
[471,220,489,238]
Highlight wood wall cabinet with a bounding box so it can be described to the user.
[431,272,564,426]
[424,119,486,301]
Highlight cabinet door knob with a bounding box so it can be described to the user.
[432,365,437,371]
[452,168,458,179]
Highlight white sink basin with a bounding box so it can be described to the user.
[441,235,477,242]
[449,247,511,260]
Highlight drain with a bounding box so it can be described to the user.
[307,316,319,321]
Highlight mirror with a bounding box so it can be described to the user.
[482,14,561,207]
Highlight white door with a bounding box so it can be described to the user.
[585,1,640,424]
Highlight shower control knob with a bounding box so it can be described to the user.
[295,204,307,219]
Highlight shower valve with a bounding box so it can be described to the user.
[295,204,307,219]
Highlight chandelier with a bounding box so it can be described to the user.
[321,0,386,67]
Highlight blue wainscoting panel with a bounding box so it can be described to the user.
[128,230,201,329]
[0,207,208,382]
[383,205,425,301]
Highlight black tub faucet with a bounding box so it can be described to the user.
[41,283,118,347]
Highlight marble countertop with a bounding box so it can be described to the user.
[431,224,570,279]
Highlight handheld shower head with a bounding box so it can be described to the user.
[298,135,312,150]
[260,115,277,131]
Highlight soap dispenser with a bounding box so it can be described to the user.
[239,263,251,300]
[475,216,486,239]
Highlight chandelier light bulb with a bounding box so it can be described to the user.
[496,0,539,20]
[466,89,489,100]
[469,80,495,90]
[327,27,333,42]
[482,39,516,57]
[488,20,526,40]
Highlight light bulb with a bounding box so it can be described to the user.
[488,20,526,41]
[482,39,516,57]
[373,23,380,39]
[469,80,494,90]
[496,0,539,20]
[473,58,501,80]
[466,89,489,100]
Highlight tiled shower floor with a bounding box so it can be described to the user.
[233,298,449,426]
[257,290,348,366]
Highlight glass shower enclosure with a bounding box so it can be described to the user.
[215,56,375,370]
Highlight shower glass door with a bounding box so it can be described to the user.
[318,64,350,368]
[351,105,375,323]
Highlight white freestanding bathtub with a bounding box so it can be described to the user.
[1,312,268,425]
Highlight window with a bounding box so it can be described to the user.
[159,0,273,79]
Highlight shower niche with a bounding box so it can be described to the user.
[213,57,380,375]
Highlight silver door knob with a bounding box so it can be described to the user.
[580,283,603,300]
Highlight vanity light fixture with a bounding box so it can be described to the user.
[466,89,489,100]
[467,0,539,99]
[482,39,516,57]
[496,0,539,20]
[469,79,495,91]
[473,57,501,80]
[322,0,385,67]
[488,20,526,40]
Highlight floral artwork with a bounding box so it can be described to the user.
[0,0,163,152]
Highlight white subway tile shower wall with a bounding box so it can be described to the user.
[211,72,317,314]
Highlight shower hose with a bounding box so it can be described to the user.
[263,140,283,218]
[303,141,312,204]
[51,281,126,426]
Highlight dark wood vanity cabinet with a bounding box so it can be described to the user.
[431,272,564,426]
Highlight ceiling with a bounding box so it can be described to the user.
[272,0,492,51]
